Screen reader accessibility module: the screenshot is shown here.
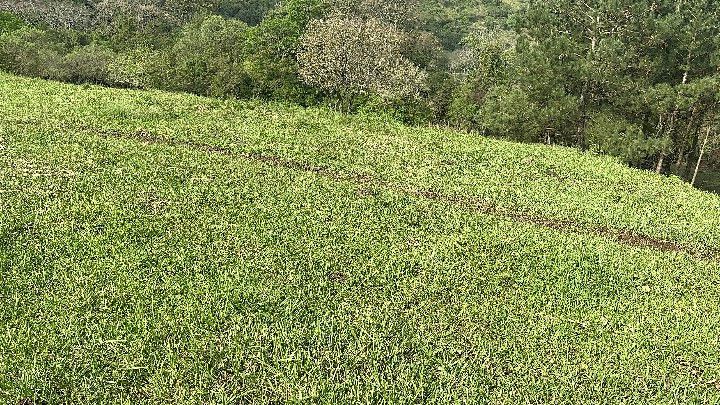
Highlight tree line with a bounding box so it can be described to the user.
[1,0,719,187]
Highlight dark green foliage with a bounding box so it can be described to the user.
[215,0,279,25]
[241,0,325,101]
[158,15,252,97]
[0,26,68,80]
[0,11,23,34]
[448,0,720,179]
[585,110,667,164]
[61,44,116,84]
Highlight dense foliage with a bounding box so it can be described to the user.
[3,72,720,403]
[0,0,719,188]
[297,14,427,110]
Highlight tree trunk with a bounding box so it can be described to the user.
[691,127,711,186]
[683,131,701,180]
[653,114,667,174]
[655,153,665,174]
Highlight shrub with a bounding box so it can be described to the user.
[0,26,67,80]
[242,0,325,102]
[106,46,162,89]
[586,111,669,164]
[61,44,116,85]
[161,15,252,97]
[215,0,279,25]
[0,11,23,35]
[476,85,542,142]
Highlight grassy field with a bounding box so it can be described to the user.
[1,72,720,403]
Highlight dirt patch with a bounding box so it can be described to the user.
[327,271,348,283]
[677,358,720,390]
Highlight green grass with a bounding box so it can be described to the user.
[1,72,720,403]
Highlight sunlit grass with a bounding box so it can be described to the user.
[1,73,719,403]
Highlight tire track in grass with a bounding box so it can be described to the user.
[94,127,718,261]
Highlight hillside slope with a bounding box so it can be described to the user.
[1,73,720,403]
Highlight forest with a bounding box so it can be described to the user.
[1,0,719,189]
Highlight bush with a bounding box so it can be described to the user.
[447,82,481,130]
[61,44,116,85]
[216,0,279,25]
[242,0,325,101]
[105,46,160,89]
[476,85,542,142]
[161,15,252,97]
[0,12,24,35]
[0,27,67,80]
[586,111,668,164]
